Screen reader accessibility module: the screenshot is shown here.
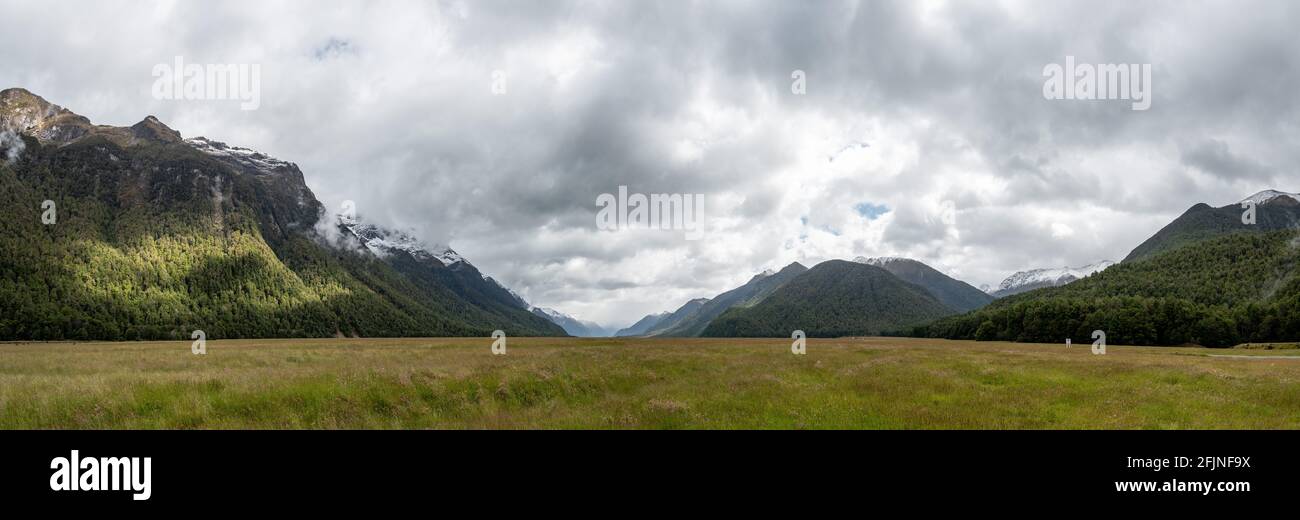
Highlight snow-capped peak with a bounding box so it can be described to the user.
[997,261,1114,291]
[531,306,571,321]
[852,256,909,266]
[338,215,465,266]
[1239,189,1300,206]
[186,137,295,174]
[531,306,612,337]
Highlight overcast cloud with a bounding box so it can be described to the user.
[3,0,1297,326]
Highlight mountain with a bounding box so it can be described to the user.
[916,224,1300,347]
[1240,189,1300,206]
[990,261,1115,297]
[530,307,613,337]
[651,262,808,337]
[335,215,563,336]
[1123,191,1300,262]
[700,260,955,337]
[340,214,465,267]
[640,297,710,336]
[0,88,564,340]
[853,257,992,311]
[615,311,669,336]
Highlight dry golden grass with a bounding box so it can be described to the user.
[2,337,1298,429]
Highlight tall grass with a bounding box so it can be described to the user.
[1,337,1298,429]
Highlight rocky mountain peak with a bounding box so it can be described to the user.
[131,115,183,143]
[2,88,182,148]
[0,87,92,144]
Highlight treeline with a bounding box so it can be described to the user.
[913,293,1300,347]
[911,231,1300,347]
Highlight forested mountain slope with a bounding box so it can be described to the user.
[652,262,808,337]
[854,257,993,311]
[1124,193,1300,262]
[701,260,954,337]
[914,230,1300,347]
[0,88,563,340]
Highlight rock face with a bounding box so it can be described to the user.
[0,88,564,340]
[0,89,189,148]
[1,88,93,144]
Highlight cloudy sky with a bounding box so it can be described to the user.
[3,0,1298,327]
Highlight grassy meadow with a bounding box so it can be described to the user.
[1,337,1299,429]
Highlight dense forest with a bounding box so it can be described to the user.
[911,231,1300,347]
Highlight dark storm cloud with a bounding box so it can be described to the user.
[1181,139,1273,182]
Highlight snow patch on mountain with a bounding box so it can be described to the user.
[532,307,571,322]
[1239,189,1300,206]
[337,213,465,266]
[996,261,1114,294]
[186,137,295,175]
[852,256,908,266]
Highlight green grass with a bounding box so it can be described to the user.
[1,337,1299,429]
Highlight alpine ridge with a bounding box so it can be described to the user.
[1123,193,1300,262]
[990,261,1115,298]
[853,256,993,311]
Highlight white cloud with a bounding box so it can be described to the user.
[3,0,1298,325]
